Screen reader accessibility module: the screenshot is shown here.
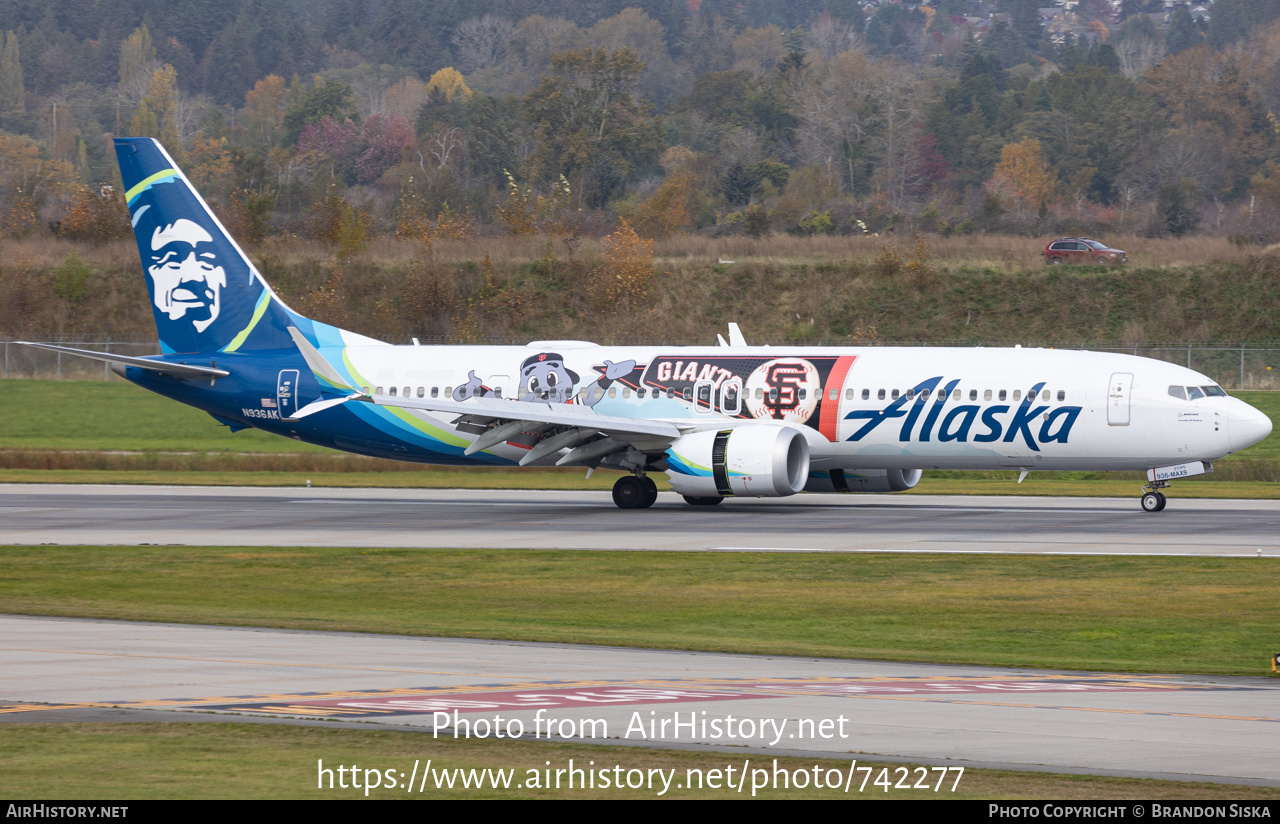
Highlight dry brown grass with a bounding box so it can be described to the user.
[5,232,1250,274]
[3,230,1271,348]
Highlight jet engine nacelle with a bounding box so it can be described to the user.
[804,468,923,494]
[665,424,810,498]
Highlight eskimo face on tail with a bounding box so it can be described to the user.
[147,219,226,333]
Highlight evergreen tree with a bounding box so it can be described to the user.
[1208,0,1280,50]
[1165,7,1202,55]
[982,21,1029,69]
[464,94,517,188]
[282,80,358,147]
[1011,0,1042,50]
[0,30,24,128]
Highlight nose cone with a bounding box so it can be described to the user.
[1228,398,1273,453]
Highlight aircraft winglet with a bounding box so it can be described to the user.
[727,322,747,347]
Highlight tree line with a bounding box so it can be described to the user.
[1,0,1279,245]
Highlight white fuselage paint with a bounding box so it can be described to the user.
[327,342,1268,473]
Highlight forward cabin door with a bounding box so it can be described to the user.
[1107,372,1133,426]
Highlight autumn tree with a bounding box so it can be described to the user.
[426,67,472,103]
[0,133,74,210]
[242,75,289,153]
[118,26,157,106]
[988,137,1056,219]
[523,47,663,208]
[632,170,696,238]
[592,219,654,309]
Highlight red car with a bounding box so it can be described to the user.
[1042,237,1127,265]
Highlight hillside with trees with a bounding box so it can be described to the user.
[1,0,1280,348]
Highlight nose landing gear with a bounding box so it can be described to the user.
[1140,480,1170,512]
[613,474,659,509]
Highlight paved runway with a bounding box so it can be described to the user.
[2,484,1279,554]
[2,615,1277,786]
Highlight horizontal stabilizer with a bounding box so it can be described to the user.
[15,342,229,379]
[285,393,367,421]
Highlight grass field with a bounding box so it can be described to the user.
[2,546,1275,676]
[0,379,1276,491]
[3,722,1277,800]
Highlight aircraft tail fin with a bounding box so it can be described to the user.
[115,137,308,355]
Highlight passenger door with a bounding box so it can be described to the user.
[1107,372,1133,425]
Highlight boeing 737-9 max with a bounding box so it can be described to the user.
[20,139,1273,511]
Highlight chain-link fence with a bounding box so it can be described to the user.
[3,338,1279,390]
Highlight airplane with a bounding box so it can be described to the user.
[20,138,1273,512]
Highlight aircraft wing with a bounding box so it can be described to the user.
[286,327,686,465]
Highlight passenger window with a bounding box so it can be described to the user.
[829,388,838,401]
[417,387,424,398]
[1041,390,1049,401]
[1186,386,1205,400]
[984,389,992,401]
[622,388,630,399]
[362,386,371,394]
[668,388,676,399]
[906,389,915,400]
[860,389,868,400]
[445,386,452,397]
[798,388,807,400]
[608,386,617,399]
[389,386,397,397]
[878,389,886,400]
[404,386,410,398]
[998,390,1007,401]
[1057,390,1065,401]
[970,389,978,401]
[756,388,764,399]
[1013,390,1021,401]
[891,389,899,400]
[493,387,502,398]
[845,388,854,400]
[637,388,646,398]
[953,389,961,400]
[376,386,384,395]
[768,388,778,401]
[431,387,439,398]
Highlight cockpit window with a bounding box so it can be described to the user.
[1202,385,1226,397]
[1186,386,1205,401]
[1168,385,1187,400]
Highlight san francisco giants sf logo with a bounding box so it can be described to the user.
[763,362,810,416]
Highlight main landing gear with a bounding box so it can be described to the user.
[1140,480,1169,512]
[613,474,658,509]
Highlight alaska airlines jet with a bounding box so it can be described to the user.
[21,138,1273,512]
